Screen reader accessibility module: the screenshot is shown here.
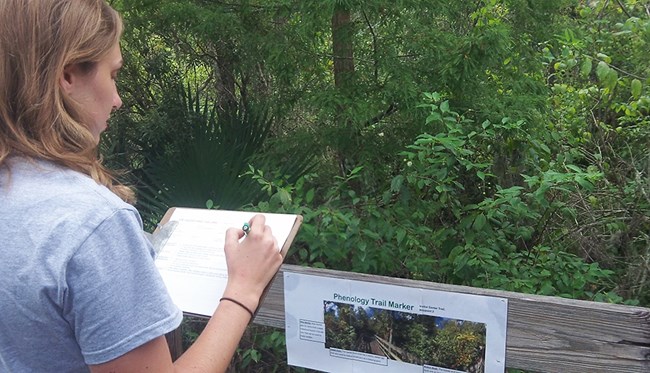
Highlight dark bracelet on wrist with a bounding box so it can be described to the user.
[220,297,255,319]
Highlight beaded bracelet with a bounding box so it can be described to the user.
[220,297,255,319]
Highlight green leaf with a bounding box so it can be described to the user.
[305,188,315,204]
[276,189,292,206]
[440,100,450,113]
[604,69,618,91]
[390,175,404,192]
[396,228,407,244]
[596,53,611,63]
[596,61,610,82]
[473,213,487,231]
[426,111,442,124]
[575,177,594,191]
[566,164,582,172]
[349,166,364,176]
[631,79,642,99]
[580,58,592,77]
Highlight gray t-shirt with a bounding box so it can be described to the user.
[0,158,182,372]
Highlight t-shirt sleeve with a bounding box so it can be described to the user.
[63,208,183,365]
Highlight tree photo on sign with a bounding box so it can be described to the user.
[323,301,486,372]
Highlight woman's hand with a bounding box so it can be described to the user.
[221,214,283,313]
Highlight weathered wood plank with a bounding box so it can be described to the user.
[252,264,650,373]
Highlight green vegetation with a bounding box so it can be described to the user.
[324,302,486,370]
[104,0,649,371]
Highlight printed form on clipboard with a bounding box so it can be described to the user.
[153,207,302,318]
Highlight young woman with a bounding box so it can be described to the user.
[0,0,282,372]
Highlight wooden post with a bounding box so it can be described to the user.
[165,328,183,361]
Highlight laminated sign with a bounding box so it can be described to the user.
[284,273,507,373]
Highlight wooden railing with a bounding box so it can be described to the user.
[169,264,650,373]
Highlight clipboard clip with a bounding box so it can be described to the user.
[146,221,180,258]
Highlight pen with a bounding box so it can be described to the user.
[242,222,251,235]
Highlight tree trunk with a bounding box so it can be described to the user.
[332,5,355,90]
[213,38,238,117]
[331,4,357,177]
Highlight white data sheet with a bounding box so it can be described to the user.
[154,208,301,317]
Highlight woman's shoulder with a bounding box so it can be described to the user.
[2,157,138,224]
[0,157,149,276]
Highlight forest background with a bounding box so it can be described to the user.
[105,0,649,371]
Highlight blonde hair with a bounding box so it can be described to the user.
[0,0,134,203]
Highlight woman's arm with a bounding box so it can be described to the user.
[89,214,282,373]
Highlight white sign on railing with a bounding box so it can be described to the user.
[284,272,508,373]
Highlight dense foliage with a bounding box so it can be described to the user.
[104,0,649,371]
[324,302,486,371]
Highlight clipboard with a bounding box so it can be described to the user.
[152,207,302,318]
